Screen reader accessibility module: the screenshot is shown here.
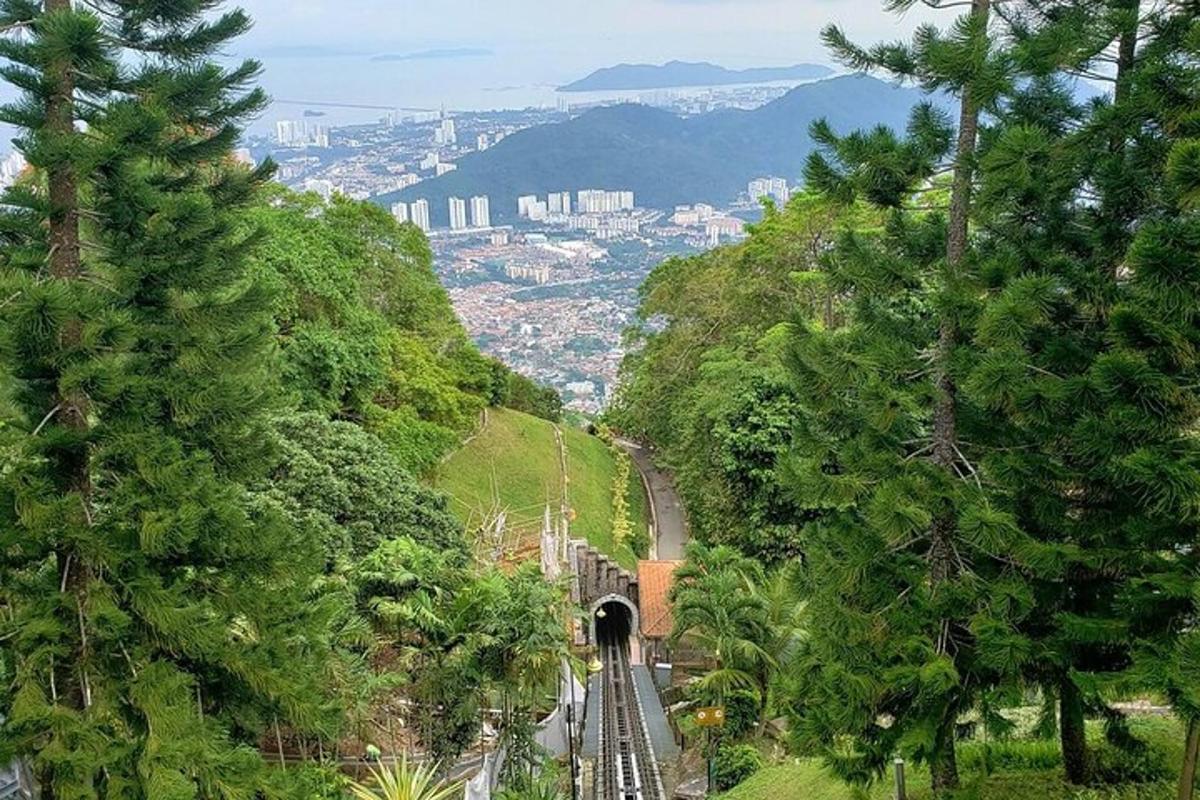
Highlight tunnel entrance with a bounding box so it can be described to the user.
[590,594,639,648]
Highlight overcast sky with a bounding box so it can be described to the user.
[233,0,938,68]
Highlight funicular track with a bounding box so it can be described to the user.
[597,630,663,800]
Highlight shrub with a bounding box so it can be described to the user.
[958,738,1062,775]
[1091,740,1171,785]
[713,743,764,791]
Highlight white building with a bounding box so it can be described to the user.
[419,152,440,171]
[748,177,790,205]
[440,118,457,146]
[490,229,510,246]
[470,196,491,228]
[275,119,305,146]
[411,199,431,233]
[448,197,468,231]
[476,133,490,151]
[302,178,337,201]
[548,191,572,215]
[527,200,548,221]
[517,195,538,217]
[435,162,457,176]
[391,202,409,224]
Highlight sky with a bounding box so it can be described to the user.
[220,0,944,131]
[234,0,937,69]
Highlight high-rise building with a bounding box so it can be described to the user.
[558,191,572,215]
[448,197,468,230]
[411,199,431,233]
[470,196,491,228]
[435,162,457,176]
[517,195,539,218]
[476,133,489,151]
[391,202,409,224]
[419,152,440,171]
[440,118,457,146]
[527,200,548,221]
[548,192,563,214]
[275,120,305,146]
[748,177,790,205]
[618,191,635,210]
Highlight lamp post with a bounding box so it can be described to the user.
[567,661,579,800]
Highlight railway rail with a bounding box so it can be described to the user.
[597,630,664,800]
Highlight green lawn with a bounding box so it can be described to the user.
[432,409,649,567]
[721,717,1193,800]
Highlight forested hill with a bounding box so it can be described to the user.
[380,74,938,225]
[248,189,562,474]
[608,193,873,562]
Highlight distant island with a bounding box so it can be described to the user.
[558,60,833,92]
[371,47,493,63]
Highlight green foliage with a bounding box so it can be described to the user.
[714,743,766,791]
[610,193,876,561]
[0,0,342,793]
[348,755,464,800]
[247,189,557,472]
[260,411,463,566]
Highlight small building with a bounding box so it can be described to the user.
[637,560,683,666]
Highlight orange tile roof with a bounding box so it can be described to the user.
[638,560,683,639]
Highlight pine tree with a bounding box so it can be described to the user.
[0,0,337,795]
[967,0,1200,785]
[785,1,1019,792]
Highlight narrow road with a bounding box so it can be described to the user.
[617,440,688,560]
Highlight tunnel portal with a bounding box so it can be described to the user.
[590,593,639,649]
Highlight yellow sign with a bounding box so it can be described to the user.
[695,706,726,728]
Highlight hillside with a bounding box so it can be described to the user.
[380,74,940,225]
[558,60,832,91]
[432,408,650,567]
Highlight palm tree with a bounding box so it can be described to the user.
[347,755,464,800]
[670,543,775,707]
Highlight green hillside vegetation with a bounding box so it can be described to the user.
[434,408,650,567]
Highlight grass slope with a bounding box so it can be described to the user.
[433,408,649,567]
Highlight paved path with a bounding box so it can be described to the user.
[617,440,689,560]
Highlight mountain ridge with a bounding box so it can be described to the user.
[558,59,833,92]
[379,74,944,225]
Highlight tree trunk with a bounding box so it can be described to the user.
[1060,676,1089,785]
[926,0,990,792]
[930,728,961,795]
[1179,717,1199,800]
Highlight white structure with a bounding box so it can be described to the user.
[411,199,431,233]
[470,196,491,228]
[548,191,572,215]
[576,189,635,214]
[435,162,457,176]
[275,119,305,146]
[302,178,337,201]
[448,197,468,231]
[311,125,330,148]
[477,133,490,151]
[748,177,790,205]
[419,152,440,171]
[517,195,538,217]
[490,229,511,246]
[440,118,457,146]
[391,202,409,224]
